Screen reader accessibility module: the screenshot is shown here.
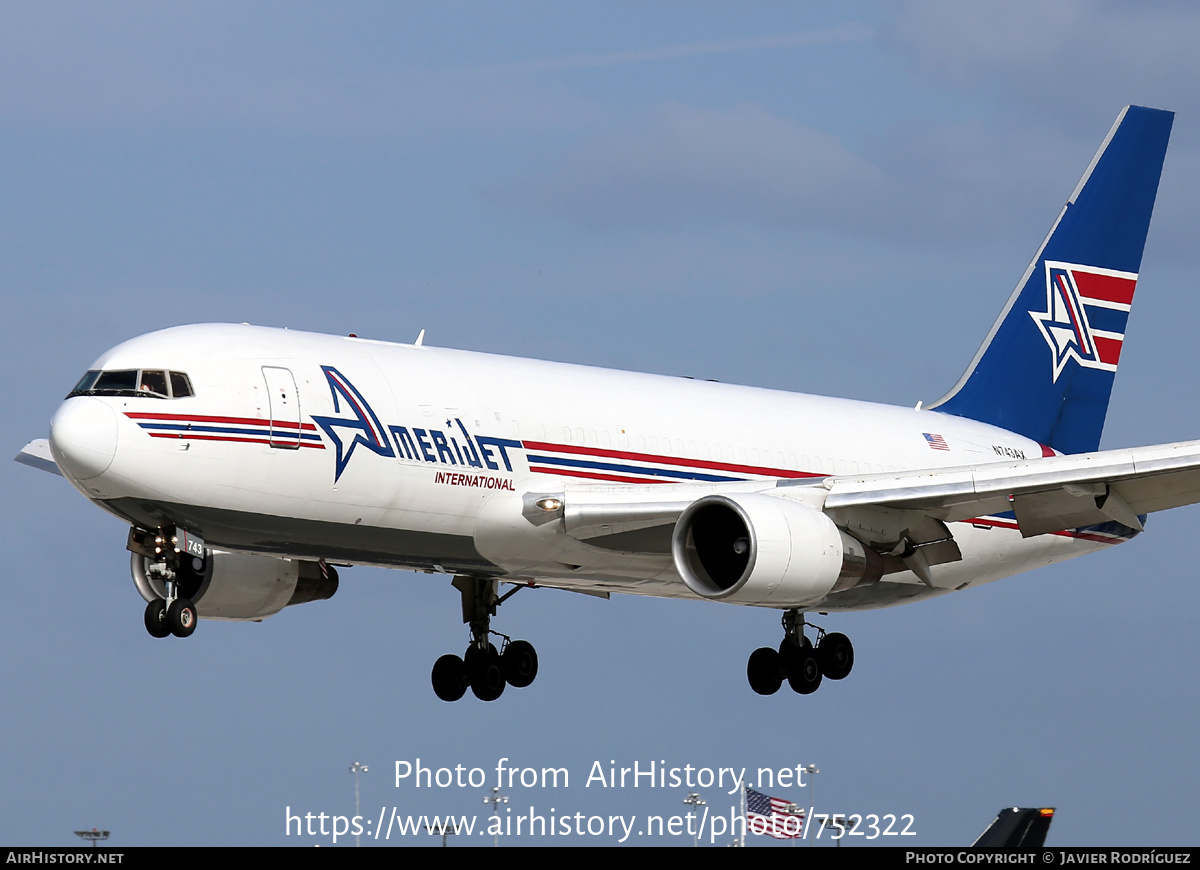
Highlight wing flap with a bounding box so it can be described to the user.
[1117,466,1200,515]
[824,439,1200,534]
[1011,488,1114,536]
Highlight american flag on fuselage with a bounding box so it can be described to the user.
[923,432,950,451]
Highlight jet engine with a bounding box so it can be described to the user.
[671,493,882,607]
[130,549,338,621]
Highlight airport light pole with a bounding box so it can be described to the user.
[831,813,847,848]
[349,762,368,847]
[802,764,819,846]
[483,786,508,847]
[73,829,108,848]
[426,820,460,847]
[683,792,706,847]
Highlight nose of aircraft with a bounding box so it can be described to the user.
[49,397,119,482]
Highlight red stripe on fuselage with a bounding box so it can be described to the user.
[147,432,325,448]
[126,412,317,431]
[528,465,671,485]
[521,440,823,479]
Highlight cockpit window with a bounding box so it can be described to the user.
[169,371,194,398]
[72,370,100,393]
[139,370,169,397]
[68,369,196,399]
[94,370,139,393]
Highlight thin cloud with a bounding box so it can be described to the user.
[459,25,873,76]
[484,104,884,229]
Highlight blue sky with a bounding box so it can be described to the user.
[4,1,1200,846]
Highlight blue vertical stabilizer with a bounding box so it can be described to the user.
[929,106,1173,454]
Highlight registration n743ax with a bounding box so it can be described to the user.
[20,105,1200,702]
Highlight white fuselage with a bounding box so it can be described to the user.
[49,324,1124,612]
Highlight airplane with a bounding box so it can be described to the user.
[972,807,1056,848]
[18,105,1200,703]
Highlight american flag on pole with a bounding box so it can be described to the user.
[745,787,805,839]
[923,432,950,451]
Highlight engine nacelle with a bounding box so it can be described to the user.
[131,549,338,621]
[671,493,882,607]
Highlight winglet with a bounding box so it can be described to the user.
[929,106,1174,454]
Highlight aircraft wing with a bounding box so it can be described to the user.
[821,439,1200,536]
[557,440,1200,559]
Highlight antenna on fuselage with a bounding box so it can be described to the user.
[414,329,426,347]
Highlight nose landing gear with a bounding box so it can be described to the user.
[142,589,198,639]
[132,526,203,640]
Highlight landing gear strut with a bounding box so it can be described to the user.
[431,576,539,703]
[746,610,854,696]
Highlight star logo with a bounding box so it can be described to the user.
[310,366,394,481]
[1029,261,1135,383]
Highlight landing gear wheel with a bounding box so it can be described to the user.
[785,644,822,695]
[167,598,198,638]
[464,642,497,668]
[818,632,854,680]
[777,636,811,675]
[466,644,505,702]
[747,647,783,695]
[501,640,538,688]
[144,599,170,639]
[431,654,467,702]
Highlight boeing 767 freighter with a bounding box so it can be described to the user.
[20,106,1198,703]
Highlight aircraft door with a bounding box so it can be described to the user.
[262,366,302,448]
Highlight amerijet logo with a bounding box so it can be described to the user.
[311,366,395,481]
[310,366,521,483]
[1029,260,1136,383]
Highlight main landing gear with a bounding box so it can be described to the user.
[746,609,854,696]
[431,576,539,703]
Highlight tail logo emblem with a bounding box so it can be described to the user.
[1029,261,1137,383]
